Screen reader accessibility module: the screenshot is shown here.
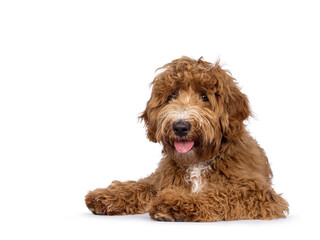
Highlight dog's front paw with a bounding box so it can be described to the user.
[85,189,126,215]
[149,190,188,222]
[149,201,187,222]
[151,211,185,222]
[85,193,108,215]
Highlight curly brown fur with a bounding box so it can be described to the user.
[85,57,289,221]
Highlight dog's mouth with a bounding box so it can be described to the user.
[174,140,195,153]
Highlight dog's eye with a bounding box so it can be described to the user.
[167,93,178,102]
[200,93,209,102]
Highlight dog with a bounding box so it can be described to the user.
[85,57,289,222]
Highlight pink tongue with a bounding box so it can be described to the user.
[174,141,194,153]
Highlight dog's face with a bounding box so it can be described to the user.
[140,57,250,166]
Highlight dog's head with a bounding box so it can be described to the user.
[140,57,250,166]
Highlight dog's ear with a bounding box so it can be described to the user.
[139,90,160,143]
[218,70,251,140]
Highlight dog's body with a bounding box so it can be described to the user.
[85,57,289,222]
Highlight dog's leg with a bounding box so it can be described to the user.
[85,179,155,215]
[149,184,289,222]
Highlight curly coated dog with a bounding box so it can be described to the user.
[85,57,289,222]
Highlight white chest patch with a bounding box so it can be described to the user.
[185,162,212,194]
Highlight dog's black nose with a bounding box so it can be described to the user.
[173,121,191,137]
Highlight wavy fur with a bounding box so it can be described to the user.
[85,57,289,222]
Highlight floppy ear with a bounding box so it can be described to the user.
[139,90,160,143]
[220,73,251,140]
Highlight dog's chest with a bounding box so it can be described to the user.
[185,162,211,194]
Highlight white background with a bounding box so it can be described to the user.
[1,0,319,239]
